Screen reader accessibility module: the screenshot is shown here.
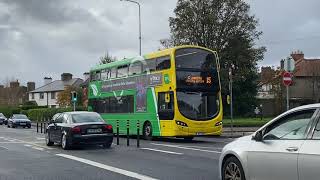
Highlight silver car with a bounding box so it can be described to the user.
[219,103,320,180]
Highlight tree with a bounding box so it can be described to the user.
[57,86,82,107]
[162,0,266,116]
[99,52,116,64]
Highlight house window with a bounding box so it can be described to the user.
[51,92,55,99]
[40,93,44,99]
[32,93,35,99]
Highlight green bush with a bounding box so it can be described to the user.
[0,107,21,118]
[20,105,47,110]
[27,108,74,121]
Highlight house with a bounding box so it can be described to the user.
[28,73,83,108]
[257,50,320,116]
[0,80,35,106]
[289,50,320,107]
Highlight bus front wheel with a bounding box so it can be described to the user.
[143,121,153,140]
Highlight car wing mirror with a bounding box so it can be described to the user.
[252,130,263,142]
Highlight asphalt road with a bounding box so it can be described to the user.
[0,125,234,180]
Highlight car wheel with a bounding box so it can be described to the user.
[222,156,246,180]
[7,124,10,128]
[45,132,54,146]
[27,125,31,129]
[102,142,112,148]
[0,123,2,125]
[11,123,15,128]
[143,121,153,140]
[61,133,71,150]
[23,126,25,128]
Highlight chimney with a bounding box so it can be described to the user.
[280,59,285,70]
[61,73,73,81]
[27,82,35,92]
[291,50,304,61]
[10,80,19,88]
[44,77,52,85]
[83,72,90,81]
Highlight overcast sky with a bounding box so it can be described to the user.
[0,0,319,87]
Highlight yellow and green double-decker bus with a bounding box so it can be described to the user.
[88,45,223,140]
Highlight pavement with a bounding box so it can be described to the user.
[0,124,237,180]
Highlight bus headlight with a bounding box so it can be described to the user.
[215,121,222,126]
[176,120,188,127]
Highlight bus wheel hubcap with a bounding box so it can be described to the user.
[145,126,151,136]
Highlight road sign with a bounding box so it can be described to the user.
[284,57,295,72]
[283,71,292,86]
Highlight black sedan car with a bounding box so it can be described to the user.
[7,114,31,128]
[45,112,113,150]
[0,113,6,125]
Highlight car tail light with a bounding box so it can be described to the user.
[104,125,113,131]
[72,126,81,134]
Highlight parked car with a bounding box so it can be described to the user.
[219,103,320,180]
[45,111,113,150]
[0,113,6,125]
[7,114,31,128]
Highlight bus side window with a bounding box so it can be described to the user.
[117,65,128,77]
[158,92,174,120]
[129,62,142,75]
[156,56,171,70]
[101,69,109,80]
[110,67,117,79]
[143,59,156,73]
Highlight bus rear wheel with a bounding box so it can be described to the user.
[143,121,153,140]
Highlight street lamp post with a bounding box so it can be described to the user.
[120,0,141,56]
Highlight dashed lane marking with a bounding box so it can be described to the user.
[56,154,159,180]
[31,146,44,151]
[0,146,9,150]
[150,143,222,154]
[140,148,183,155]
[36,137,45,140]
[24,144,32,147]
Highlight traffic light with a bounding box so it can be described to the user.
[71,91,77,102]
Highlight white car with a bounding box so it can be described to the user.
[219,103,320,180]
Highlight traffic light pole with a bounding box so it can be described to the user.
[73,101,76,112]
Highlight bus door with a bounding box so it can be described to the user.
[157,91,174,120]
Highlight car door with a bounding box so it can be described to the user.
[51,114,64,142]
[247,108,317,180]
[298,109,320,180]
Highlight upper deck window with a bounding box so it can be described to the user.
[117,65,129,77]
[156,56,171,71]
[175,48,216,71]
[129,62,142,75]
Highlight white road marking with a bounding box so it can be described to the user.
[56,154,159,180]
[0,146,9,150]
[0,137,53,150]
[175,145,223,150]
[31,146,44,151]
[140,148,183,155]
[8,139,15,142]
[36,137,45,140]
[0,137,4,139]
[24,144,32,147]
[150,143,222,154]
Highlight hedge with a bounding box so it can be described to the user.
[27,106,87,121]
[0,107,21,118]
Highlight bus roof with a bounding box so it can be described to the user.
[90,45,215,72]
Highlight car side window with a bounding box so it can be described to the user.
[55,114,63,123]
[62,114,69,124]
[264,109,316,140]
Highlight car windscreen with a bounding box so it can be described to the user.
[13,115,28,119]
[71,113,104,123]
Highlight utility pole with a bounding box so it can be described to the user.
[120,0,142,55]
[229,64,234,137]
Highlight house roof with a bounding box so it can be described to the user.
[29,78,83,93]
[294,59,320,77]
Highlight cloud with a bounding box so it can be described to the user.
[0,0,319,87]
